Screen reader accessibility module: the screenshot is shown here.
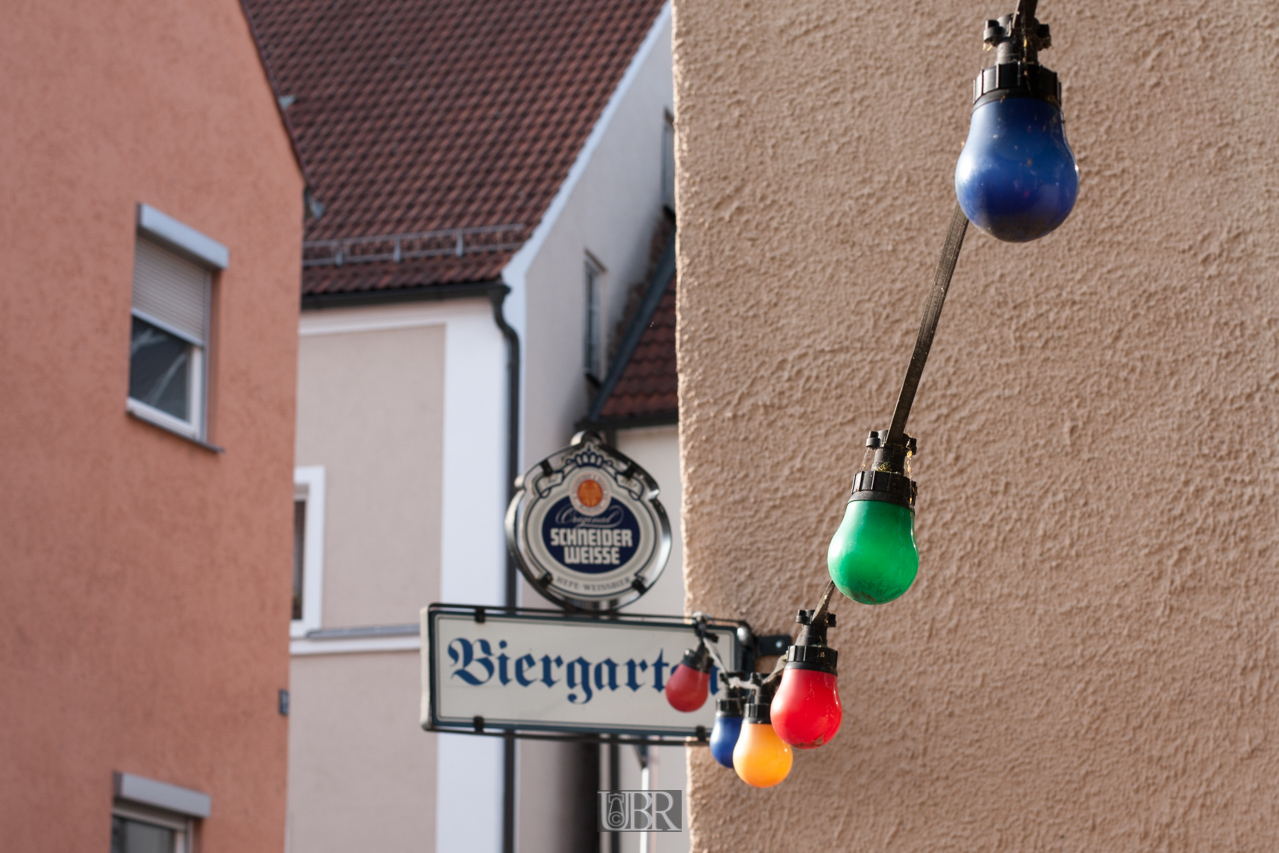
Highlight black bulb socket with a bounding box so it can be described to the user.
[974,8,1061,109]
[851,429,917,510]
[715,685,746,718]
[679,643,712,674]
[745,678,778,724]
[785,609,839,676]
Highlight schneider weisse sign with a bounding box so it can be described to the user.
[421,605,742,738]
[506,432,670,609]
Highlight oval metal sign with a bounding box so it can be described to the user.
[506,432,670,610]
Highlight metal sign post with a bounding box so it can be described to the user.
[421,604,744,743]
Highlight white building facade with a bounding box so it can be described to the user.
[283,5,688,851]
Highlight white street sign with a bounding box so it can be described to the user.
[421,605,742,739]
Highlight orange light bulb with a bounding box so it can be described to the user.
[731,702,793,788]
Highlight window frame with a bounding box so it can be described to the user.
[127,204,226,445]
[661,109,676,212]
[112,801,192,853]
[583,255,605,381]
[126,299,209,440]
[291,466,327,639]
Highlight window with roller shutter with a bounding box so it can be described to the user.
[127,237,211,440]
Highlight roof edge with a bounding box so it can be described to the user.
[576,411,678,432]
[238,0,316,190]
[501,0,672,287]
[301,280,508,311]
[584,230,676,422]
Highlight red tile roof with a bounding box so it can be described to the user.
[596,275,677,424]
[244,0,667,295]
[584,231,677,427]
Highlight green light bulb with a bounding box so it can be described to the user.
[826,499,918,605]
[827,429,920,605]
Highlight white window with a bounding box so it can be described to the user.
[583,256,605,380]
[127,204,227,443]
[112,803,191,853]
[292,466,326,638]
[111,771,210,853]
[661,110,676,212]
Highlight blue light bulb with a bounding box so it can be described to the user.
[710,714,742,767]
[710,694,744,768]
[955,95,1077,242]
[955,8,1078,242]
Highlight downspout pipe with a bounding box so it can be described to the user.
[487,285,520,853]
[487,286,521,609]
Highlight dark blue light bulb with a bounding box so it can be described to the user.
[709,694,744,768]
[955,95,1078,242]
[955,7,1078,242]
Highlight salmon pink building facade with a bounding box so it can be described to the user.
[0,1,306,850]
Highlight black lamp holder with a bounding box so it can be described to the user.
[744,672,778,724]
[975,0,1059,108]
[785,608,839,675]
[715,684,747,717]
[680,638,713,674]
[987,0,1050,64]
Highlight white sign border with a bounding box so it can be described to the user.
[422,604,744,742]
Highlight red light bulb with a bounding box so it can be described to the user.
[665,643,712,712]
[772,668,841,748]
[770,609,842,749]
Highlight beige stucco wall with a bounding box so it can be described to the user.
[288,652,435,852]
[290,318,447,852]
[295,324,446,628]
[673,1,1279,850]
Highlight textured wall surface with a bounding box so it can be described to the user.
[288,653,435,853]
[0,0,303,850]
[673,1,1278,850]
[295,324,445,628]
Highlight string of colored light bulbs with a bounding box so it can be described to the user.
[662,0,1078,788]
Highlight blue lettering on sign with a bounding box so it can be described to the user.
[445,637,722,705]
[626,659,648,691]
[565,657,592,704]
[447,638,495,685]
[541,497,641,574]
[514,654,536,686]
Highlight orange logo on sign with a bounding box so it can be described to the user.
[577,479,604,508]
